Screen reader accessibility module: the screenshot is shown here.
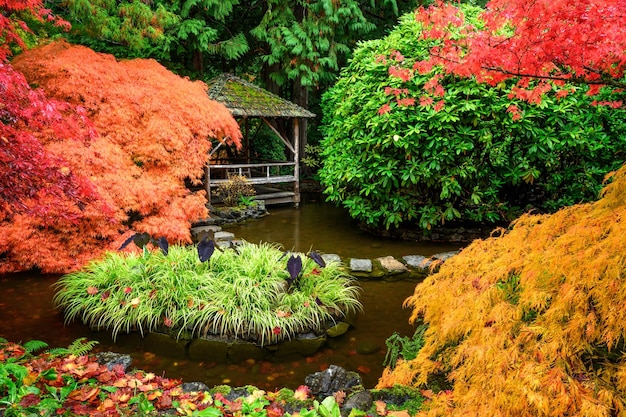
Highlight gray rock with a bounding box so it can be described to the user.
[95,352,132,372]
[214,231,235,241]
[304,364,363,398]
[342,390,373,417]
[356,341,380,355]
[190,225,221,243]
[402,255,431,270]
[322,254,342,265]
[326,322,350,338]
[181,382,211,393]
[350,258,372,272]
[143,332,188,359]
[433,251,459,261]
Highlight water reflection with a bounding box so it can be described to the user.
[226,197,461,259]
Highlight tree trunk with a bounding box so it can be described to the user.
[192,49,204,75]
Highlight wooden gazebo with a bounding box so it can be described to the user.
[206,73,315,207]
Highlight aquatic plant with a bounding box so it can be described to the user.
[377,164,626,416]
[53,241,361,345]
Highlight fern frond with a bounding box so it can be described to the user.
[47,347,72,357]
[67,338,99,356]
[22,340,49,354]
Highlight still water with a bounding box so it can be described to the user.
[225,197,461,260]
[0,201,463,390]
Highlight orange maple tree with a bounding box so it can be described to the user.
[1,41,241,273]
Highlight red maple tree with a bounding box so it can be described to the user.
[403,0,626,104]
[1,0,101,220]
[1,41,241,273]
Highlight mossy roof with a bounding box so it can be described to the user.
[207,73,316,118]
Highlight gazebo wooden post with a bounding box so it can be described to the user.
[293,118,300,208]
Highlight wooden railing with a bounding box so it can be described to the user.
[206,161,299,205]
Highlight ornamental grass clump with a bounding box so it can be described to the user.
[54,241,361,346]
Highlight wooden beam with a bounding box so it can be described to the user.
[293,118,300,207]
[262,117,295,154]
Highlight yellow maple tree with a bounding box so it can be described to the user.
[378,164,626,416]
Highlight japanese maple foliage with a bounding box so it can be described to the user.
[0,0,70,62]
[1,41,241,273]
[408,0,626,103]
[0,63,104,220]
[1,0,103,221]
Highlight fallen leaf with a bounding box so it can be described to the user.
[357,365,371,374]
[293,385,310,401]
[375,400,387,416]
[334,390,346,407]
[68,387,100,403]
[388,411,410,417]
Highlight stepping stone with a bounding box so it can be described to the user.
[321,253,342,265]
[190,225,222,241]
[432,251,459,261]
[350,258,372,272]
[376,256,408,274]
[214,231,235,242]
[402,255,432,270]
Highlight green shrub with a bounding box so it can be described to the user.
[53,242,362,346]
[319,6,626,231]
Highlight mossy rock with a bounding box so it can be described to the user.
[269,334,327,357]
[326,322,350,337]
[143,333,188,360]
[228,340,272,362]
[188,337,229,362]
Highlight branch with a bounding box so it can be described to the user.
[480,65,626,89]
[429,51,626,89]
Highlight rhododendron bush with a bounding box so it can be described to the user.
[319,5,626,231]
[1,41,241,273]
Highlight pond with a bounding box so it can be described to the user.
[224,196,462,260]
[0,200,463,390]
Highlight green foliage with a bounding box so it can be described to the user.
[56,0,248,64]
[57,0,178,58]
[248,123,288,164]
[21,340,48,356]
[47,338,99,358]
[238,195,256,207]
[251,0,381,87]
[319,7,626,231]
[302,144,322,170]
[314,396,341,417]
[216,175,256,207]
[383,325,427,370]
[53,242,362,345]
